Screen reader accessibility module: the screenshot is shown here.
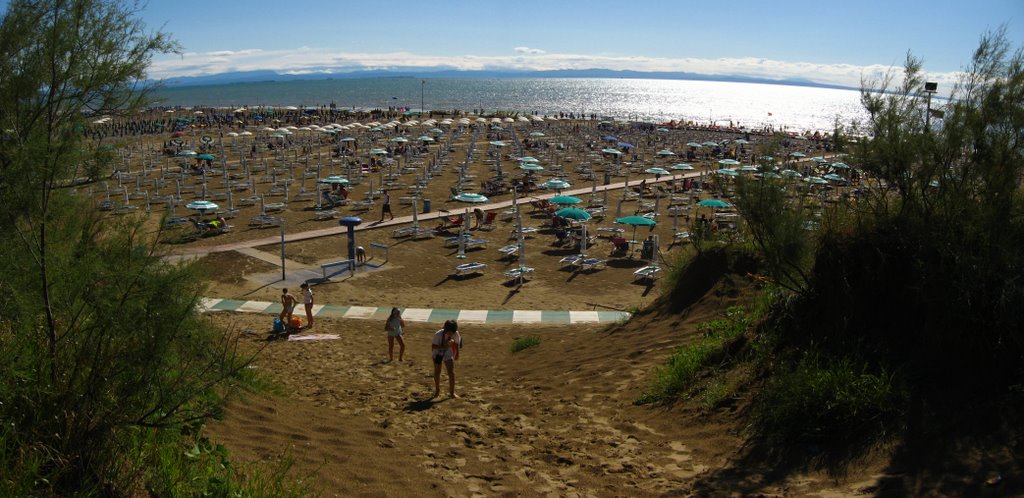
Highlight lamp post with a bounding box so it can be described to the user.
[924,81,938,130]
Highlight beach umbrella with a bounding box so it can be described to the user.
[318,175,349,185]
[529,131,545,137]
[656,149,676,156]
[517,156,540,163]
[602,135,618,141]
[339,137,356,142]
[831,162,850,169]
[716,168,739,177]
[645,167,670,176]
[541,179,571,190]
[617,142,635,149]
[390,136,409,143]
[702,141,719,147]
[185,200,218,216]
[197,153,215,161]
[550,195,582,205]
[733,139,750,145]
[718,159,741,166]
[788,151,806,158]
[177,149,197,157]
[417,135,435,142]
[369,148,387,155]
[615,215,657,246]
[519,163,544,172]
[489,140,507,147]
[670,163,694,171]
[811,156,828,163]
[805,176,829,185]
[555,207,591,221]
[697,199,732,208]
[738,165,760,172]
[780,169,803,178]
[823,173,845,182]
[601,148,621,156]
[454,192,489,203]
[686,142,703,148]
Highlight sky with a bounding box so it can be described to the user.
[139,0,1022,89]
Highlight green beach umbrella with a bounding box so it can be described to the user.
[390,136,409,143]
[453,192,489,203]
[196,153,215,160]
[686,142,703,147]
[697,199,732,208]
[670,163,694,170]
[550,195,582,205]
[716,168,739,177]
[780,169,803,178]
[656,149,676,156]
[554,207,592,221]
[489,140,507,147]
[369,148,388,155]
[177,149,197,157]
[601,148,621,155]
[831,162,850,169]
[417,135,435,142]
[718,159,741,166]
[541,179,572,190]
[788,151,806,158]
[518,156,540,163]
[645,167,670,175]
[318,175,349,185]
[615,216,657,226]
[519,163,545,172]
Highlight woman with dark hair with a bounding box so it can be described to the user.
[384,307,405,362]
[431,320,462,398]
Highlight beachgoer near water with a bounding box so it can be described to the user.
[431,320,462,398]
[384,307,406,362]
[301,282,314,328]
[279,288,296,324]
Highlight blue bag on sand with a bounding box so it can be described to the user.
[273,318,285,333]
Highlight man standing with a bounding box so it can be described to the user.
[380,191,393,221]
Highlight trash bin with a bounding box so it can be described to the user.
[422,199,431,213]
[603,173,611,186]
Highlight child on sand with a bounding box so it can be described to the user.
[300,282,314,328]
[279,288,296,324]
[431,320,462,399]
[384,307,406,362]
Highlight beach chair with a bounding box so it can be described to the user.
[435,214,464,231]
[580,258,607,271]
[465,238,489,250]
[453,262,487,276]
[248,214,283,228]
[508,227,538,240]
[633,265,661,282]
[610,237,630,257]
[477,212,498,230]
[313,208,340,220]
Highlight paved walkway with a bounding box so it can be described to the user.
[200,298,631,325]
[172,172,702,255]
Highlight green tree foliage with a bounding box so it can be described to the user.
[0,1,258,494]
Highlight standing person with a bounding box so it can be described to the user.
[300,282,314,329]
[384,307,406,362]
[380,191,393,221]
[431,320,462,399]
[279,288,296,325]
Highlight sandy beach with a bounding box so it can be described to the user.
[89,111,873,496]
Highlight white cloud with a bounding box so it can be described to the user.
[148,47,961,89]
[513,46,546,55]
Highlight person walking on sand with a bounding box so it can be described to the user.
[431,320,462,398]
[384,307,406,361]
[300,282,314,329]
[380,192,393,221]
[279,288,296,325]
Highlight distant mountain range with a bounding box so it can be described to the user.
[157,68,858,92]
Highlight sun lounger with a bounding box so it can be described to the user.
[249,215,283,228]
[503,266,534,281]
[596,227,625,237]
[559,254,584,268]
[633,265,661,282]
[673,231,690,240]
[498,244,519,258]
[465,238,489,249]
[580,258,607,271]
[453,262,487,276]
[508,227,538,239]
[313,209,340,220]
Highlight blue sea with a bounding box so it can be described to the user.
[153,78,867,132]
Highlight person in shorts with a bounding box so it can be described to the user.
[384,307,406,361]
[431,320,462,398]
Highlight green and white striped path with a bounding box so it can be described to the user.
[199,298,630,325]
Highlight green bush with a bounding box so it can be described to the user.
[511,335,541,353]
[639,306,753,404]
[754,355,905,451]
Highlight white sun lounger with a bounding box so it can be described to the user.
[453,262,487,276]
[503,266,534,281]
[633,265,661,282]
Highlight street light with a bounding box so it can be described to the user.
[924,81,938,129]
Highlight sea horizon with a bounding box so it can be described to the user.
[152,77,868,133]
